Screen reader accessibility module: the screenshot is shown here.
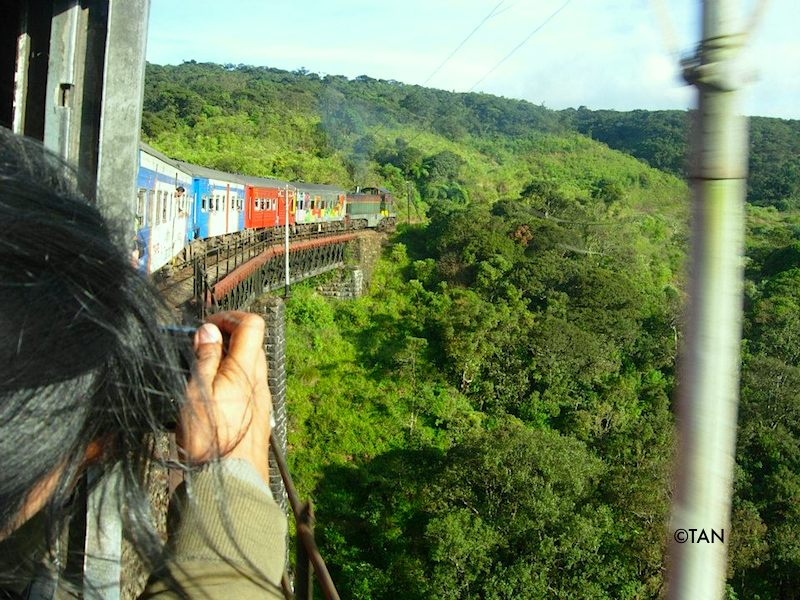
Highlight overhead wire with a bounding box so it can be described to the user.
[649,0,771,59]
[421,0,508,87]
[468,0,573,91]
[367,1,513,145]
[490,0,527,19]
[649,0,682,58]
[743,0,770,45]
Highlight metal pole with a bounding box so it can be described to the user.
[270,432,341,600]
[295,501,314,600]
[284,184,290,298]
[668,1,749,598]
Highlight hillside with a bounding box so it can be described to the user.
[143,62,800,598]
[142,62,686,215]
[143,62,799,212]
[563,107,800,210]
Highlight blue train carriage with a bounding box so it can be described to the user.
[346,186,397,231]
[136,144,193,274]
[293,182,347,233]
[176,161,246,243]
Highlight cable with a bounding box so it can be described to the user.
[649,0,681,58]
[649,0,770,58]
[744,0,770,45]
[364,1,508,146]
[491,0,527,18]
[421,0,508,86]
[468,0,573,91]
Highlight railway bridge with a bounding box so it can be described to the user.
[190,232,362,317]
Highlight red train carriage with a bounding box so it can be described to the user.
[243,175,296,230]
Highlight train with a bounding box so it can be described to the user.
[135,143,396,274]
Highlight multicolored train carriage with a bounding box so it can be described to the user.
[135,144,193,274]
[135,145,395,274]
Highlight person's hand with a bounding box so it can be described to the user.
[178,311,271,483]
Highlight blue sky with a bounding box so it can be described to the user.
[147,1,799,119]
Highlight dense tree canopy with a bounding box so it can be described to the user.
[143,61,800,598]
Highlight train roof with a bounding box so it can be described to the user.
[293,181,346,194]
[352,186,392,195]
[140,145,346,193]
[240,174,291,188]
[139,142,187,171]
[174,160,247,184]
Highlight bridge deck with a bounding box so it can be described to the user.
[157,232,360,315]
[212,234,357,299]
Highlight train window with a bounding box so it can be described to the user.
[201,195,207,211]
[162,192,168,223]
[155,191,162,225]
[136,188,146,229]
[148,190,155,224]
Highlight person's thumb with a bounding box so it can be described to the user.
[193,323,223,387]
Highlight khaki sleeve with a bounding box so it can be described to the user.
[141,460,287,599]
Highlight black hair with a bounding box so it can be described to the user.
[0,128,187,589]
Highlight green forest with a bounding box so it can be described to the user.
[143,62,800,599]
